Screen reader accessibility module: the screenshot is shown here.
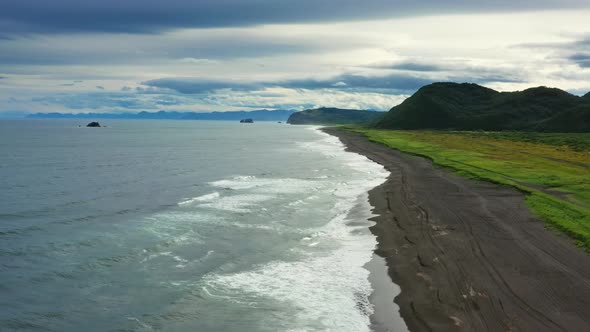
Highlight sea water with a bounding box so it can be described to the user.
[0,120,400,331]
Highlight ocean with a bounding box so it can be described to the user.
[0,119,404,331]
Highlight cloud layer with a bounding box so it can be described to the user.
[2,0,588,36]
[1,4,590,115]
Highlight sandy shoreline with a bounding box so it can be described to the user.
[324,128,590,332]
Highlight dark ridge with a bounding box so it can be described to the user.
[26,109,296,122]
[373,82,590,132]
[287,107,384,125]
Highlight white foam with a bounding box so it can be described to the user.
[140,251,173,263]
[199,194,274,213]
[229,222,275,230]
[159,127,392,330]
[178,192,220,206]
[287,199,305,207]
[204,194,380,332]
[151,210,284,233]
[201,250,215,261]
[206,252,374,331]
[201,127,391,331]
[210,176,322,194]
[299,129,389,181]
[173,255,189,268]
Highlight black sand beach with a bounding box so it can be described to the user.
[324,128,590,332]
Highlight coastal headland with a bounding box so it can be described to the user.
[324,128,590,332]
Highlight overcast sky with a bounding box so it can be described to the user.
[1,0,589,114]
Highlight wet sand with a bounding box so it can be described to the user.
[325,128,590,332]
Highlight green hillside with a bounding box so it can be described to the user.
[287,107,384,125]
[374,83,590,132]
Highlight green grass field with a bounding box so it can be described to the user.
[352,129,590,250]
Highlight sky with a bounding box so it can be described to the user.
[1,0,590,115]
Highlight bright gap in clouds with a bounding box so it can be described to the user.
[0,9,589,114]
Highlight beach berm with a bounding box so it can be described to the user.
[324,127,590,332]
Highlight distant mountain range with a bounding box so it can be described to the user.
[287,107,384,125]
[22,84,590,132]
[26,109,296,121]
[373,83,590,132]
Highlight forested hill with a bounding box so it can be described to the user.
[373,83,590,132]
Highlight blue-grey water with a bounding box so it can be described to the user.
[0,119,398,331]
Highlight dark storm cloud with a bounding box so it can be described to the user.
[574,38,590,47]
[569,53,590,68]
[144,70,521,95]
[281,74,434,91]
[143,74,433,94]
[370,62,444,72]
[516,36,590,50]
[1,0,587,36]
[32,92,153,110]
[366,60,528,81]
[516,36,590,68]
[58,81,84,86]
[141,78,263,94]
[0,33,313,66]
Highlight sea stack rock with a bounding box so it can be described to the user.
[240,118,254,123]
[86,122,101,127]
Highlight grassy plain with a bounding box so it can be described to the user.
[353,129,590,250]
